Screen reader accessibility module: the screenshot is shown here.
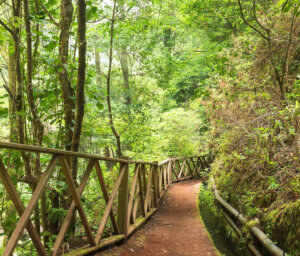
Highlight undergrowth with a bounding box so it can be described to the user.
[198,183,251,256]
[201,11,300,256]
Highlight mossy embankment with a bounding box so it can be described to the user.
[210,153,300,255]
[199,8,300,255]
[198,170,300,256]
[198,183,251,256]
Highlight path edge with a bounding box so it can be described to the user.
[196,182,223,256]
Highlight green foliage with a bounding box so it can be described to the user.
[278,0,300,15]
[263,200,300,255]
[204,1,300,252]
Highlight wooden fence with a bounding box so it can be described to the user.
[0,142,211,256]
[213,185,290,256]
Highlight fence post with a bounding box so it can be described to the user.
[141,164,147,195]
[162,164,167,190]
[152,161,159,207]
[168,160,172,184]
[199,157,205,173]
[203,156,210,169]
[158,165,162,197]
[117,158,129,236]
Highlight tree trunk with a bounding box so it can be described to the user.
[33,0,40,66]
[24,0,49,241]
[8,42,17,143]
[58,0,75,151]
[57,0,75,237]
[119,6,131,114]
[70,0,87,181]
[11,0,31,178]
[106,0,122,157]
[119,49,131,111]
[2,31,18,250]
[95,45,101,85]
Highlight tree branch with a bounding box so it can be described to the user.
[0,68,15,102]
[2,84,16,102]
[0,19,15,37]
[87,15,108,23]
[252,0,268,32]
[101,70,108,79]
[237,0,268,41]
[41,4,59,26]
[106,0,122,157]
[281,9,296,86]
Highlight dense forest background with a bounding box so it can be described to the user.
[0,0,299,255]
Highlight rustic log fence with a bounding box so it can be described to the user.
[212,185,290,256]
[0,142,211,256]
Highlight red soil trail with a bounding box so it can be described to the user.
[94,180,219,256]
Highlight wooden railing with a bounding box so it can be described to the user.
[212,185,290,256]
[0,142,211,256]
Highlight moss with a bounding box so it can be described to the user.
[263,200,300,255]
[211,129,300,254]
[63,235,125,256]
[245,220,259,229]
[133,234,147,247]
[197,184,223,256]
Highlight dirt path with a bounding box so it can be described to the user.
[94,180,219,256]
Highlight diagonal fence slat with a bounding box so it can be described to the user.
[2,155,58,256]
[144,166,153,213]
[196,157,203,175]
[186,159,194,177]
[176,160,182,178]
[0,159,47,256]
[178,159,186,179]
[190,158,196,171]
[171,161,179,180]
[51,158,96,256]
[131,186,140,223]
[96,164,127,243]
[184,160,190,177]
[94,160,119,235]
[127,164,140,227]
[59,156,96,247]
[191,158,200,177]
[198,157,205,173]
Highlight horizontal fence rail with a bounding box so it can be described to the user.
[0,142,211,256]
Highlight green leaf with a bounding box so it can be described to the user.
[96,103,103,110]
[42,57,54,65]
[44,41,56,51]
[0,107,8,118]
[86,6,98,21]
